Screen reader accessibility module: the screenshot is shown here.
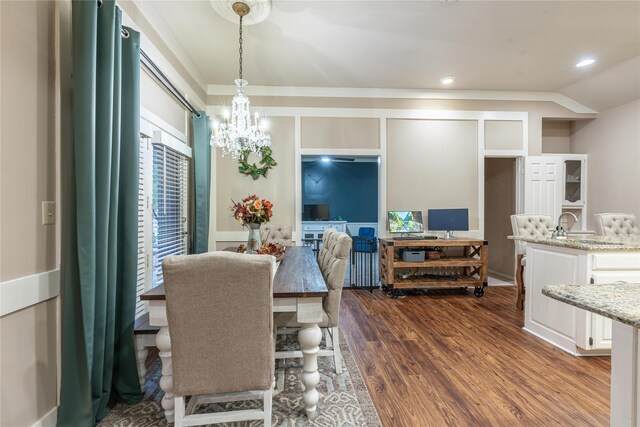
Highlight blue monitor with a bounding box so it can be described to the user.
[428,208,469,239]
[387,211,424,233]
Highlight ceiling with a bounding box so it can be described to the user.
[137,1,640,98]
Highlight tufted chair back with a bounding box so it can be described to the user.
[510,214,554,255]
[260,224,294,246]
[163,252,275,396]
[595,213,640,237]
[317,230,351,328]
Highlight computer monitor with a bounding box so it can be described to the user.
[387,211,424,234]
[303,204,330,221]
[427,208,469,239]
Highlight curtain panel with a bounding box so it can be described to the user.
[59,1,142,424]
[192,112,212,253]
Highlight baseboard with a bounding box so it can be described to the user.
[0,269,60,317]
[32,407,57,427]
[488,270,514,283]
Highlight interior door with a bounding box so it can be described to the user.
[523,156,562,219]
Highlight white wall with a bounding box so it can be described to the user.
[571,99,640,230]
[0,1,63,425]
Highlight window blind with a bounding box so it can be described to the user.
[135,137,149,319]
[152,143,189,287]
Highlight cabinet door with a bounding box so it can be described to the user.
[589,272,640,350]
[524,156,562,219]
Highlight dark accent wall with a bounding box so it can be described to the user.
[302,161,378,222]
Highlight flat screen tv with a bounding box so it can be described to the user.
[303,204,330,221]
[427,208,469,239]
[387,211,424,233]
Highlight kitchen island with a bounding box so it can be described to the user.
[543,283,640,426]
[508,235,640,355]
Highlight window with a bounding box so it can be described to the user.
[151,142,189,287]
[135,127,191,318]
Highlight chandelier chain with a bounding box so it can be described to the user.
[238,15,243,80]
[210,3,271,160]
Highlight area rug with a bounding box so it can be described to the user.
[98,333,381,426]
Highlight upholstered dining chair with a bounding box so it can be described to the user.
[163,252,275,426]
[261,225,294,246]
[594,213,640,237]
[274,229,352,374]
[510,214,554,310]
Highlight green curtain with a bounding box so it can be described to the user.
[59,1,142,425]
[192,112,212,253]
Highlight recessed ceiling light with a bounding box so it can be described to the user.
[321,156,331,163]
[440,75,455,85]
[575,58,596,68]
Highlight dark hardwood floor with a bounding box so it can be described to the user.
[340,286,610,426]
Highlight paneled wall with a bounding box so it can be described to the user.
[301,117,380,149]
[542,120,572,153]
[386,119,480,230]
[215,117,296,234]
[207,100,598,245]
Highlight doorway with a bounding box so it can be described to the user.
[301,155,380,289]
[484,157,517,283]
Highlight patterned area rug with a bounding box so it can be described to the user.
[98,333,381,426]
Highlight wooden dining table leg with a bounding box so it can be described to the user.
[150,301,174,423]
[299,322,322,418]
[157,325,174,423]
[297,297,324,419]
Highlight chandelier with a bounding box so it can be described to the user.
[211,1,271,160]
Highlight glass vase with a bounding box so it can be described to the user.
[246,223,262,254]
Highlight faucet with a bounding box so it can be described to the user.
[552,212,579,239]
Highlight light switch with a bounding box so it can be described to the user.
[42,201,55,225]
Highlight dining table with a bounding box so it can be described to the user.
[140,246,328,422]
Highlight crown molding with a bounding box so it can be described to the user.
[206,85,597,114]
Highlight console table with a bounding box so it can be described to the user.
[379,238,488,296]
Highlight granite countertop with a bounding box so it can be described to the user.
[508,235,640,251]
[542,283,640,327]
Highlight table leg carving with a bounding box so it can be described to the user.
[299,323,322,419]
[135,336,148,389]
[157,326,174,423]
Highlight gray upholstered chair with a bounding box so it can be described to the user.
[163,252,275,426]
[274,229,351,373]
[594,213,640,237]
[261,225,294,246]
[510,214,554,310]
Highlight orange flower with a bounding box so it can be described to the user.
[253,200,262,210]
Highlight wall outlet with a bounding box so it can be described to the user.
[42,201,55,225]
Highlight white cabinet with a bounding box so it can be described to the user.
[520,154,588,231]
[301,221,347,243]
[561,155,588,231]
[584,259,640,351]
[525,245,640,355]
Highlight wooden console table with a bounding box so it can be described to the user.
[379,238,489,296]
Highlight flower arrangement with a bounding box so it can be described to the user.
[230,194,273,226]
[237,242,286,261]
[257,242,286,260]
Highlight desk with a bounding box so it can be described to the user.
[140,246,328,422]
[379,238,488,296]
